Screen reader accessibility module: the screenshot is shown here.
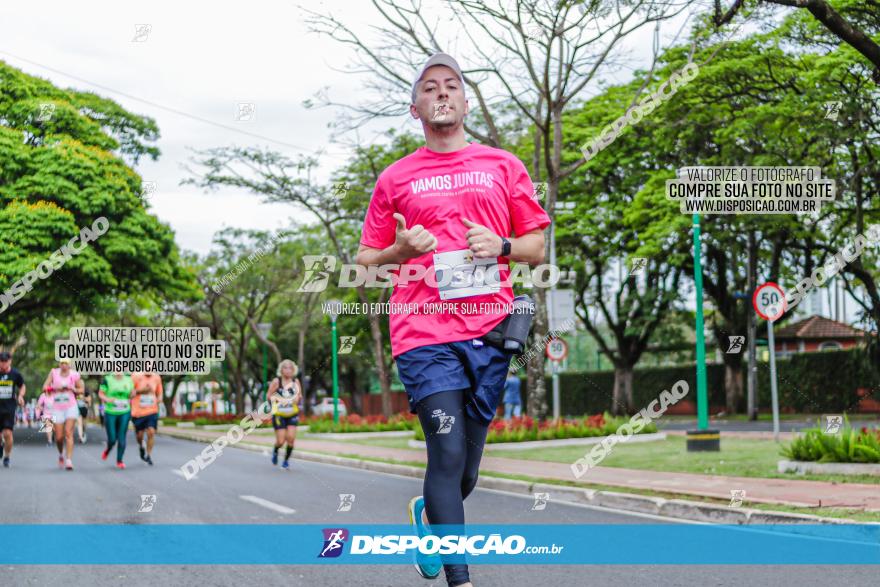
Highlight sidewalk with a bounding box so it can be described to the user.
[159,426,880,511]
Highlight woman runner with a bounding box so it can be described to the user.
[98,372,135,469]
[266,359,302,470]
[41,359,85,470]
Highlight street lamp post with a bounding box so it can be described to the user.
[257,322,272,405]
[327,300,342,424]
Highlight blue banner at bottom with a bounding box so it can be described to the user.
[3,524,878,564]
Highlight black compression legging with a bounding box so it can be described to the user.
[416,389,490,587]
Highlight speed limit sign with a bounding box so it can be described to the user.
[546,337,568,362]
[753,282,786,322]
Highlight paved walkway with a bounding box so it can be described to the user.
[159,426,880,510]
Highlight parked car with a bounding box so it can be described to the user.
[312,397,347,417]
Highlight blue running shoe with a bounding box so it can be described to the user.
[282,460,290,469]
[271,451,278,466]
[408,496,441,579]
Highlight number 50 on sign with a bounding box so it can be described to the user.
[546,338,568,362]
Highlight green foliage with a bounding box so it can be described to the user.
[783,419,880,464]
[0,61,197,340]
[548,365,728,416]
[543,348,877,415]
[756,348,880,413]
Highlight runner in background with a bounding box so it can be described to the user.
[98,372,135,469]
[0,351,26,467]
[267,359,302,469]
[76,388,92,443]
[131,368,163,466]
[41,359,85,470]
[36,390,53,444]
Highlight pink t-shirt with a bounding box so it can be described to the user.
[49,368,81,410]
[361,143,551,357]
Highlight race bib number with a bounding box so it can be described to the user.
[114,399,130,410]
[0,383,12,399]
[54,393,70,404]
[139,395,156,407]
[432,249,500,300]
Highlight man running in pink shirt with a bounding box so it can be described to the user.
[356,53,550,587]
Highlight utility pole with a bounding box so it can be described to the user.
[747,231,758,421]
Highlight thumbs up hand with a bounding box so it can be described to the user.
[393,213,438,260]
[462,218,503,258]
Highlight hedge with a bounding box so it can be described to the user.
[528,348,878,416]
[755,347,879,413]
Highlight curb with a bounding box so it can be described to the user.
[160,428,868,526]
[778,459,880,476]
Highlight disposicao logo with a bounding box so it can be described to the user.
[318,528,349,558]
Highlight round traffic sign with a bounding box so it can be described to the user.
[753,282,786,321]
[546,337,568,362]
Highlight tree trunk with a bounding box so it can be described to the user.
[234,372,246,413]
[165,377,184,418]
[360,301,392,417]
[724,357,744,414]
[612,366,634,415]
[527,286,549,419]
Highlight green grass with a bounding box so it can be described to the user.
[321,452,880,523]
[325,436,416,450]
[485,436,880,485]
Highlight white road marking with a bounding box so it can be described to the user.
[171,468,196,479]
[239,495,296,514]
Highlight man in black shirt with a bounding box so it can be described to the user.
[0,351,27,467]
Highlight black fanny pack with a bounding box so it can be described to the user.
[480,294,535,353]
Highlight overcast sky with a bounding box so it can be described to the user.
[1,1,694,255]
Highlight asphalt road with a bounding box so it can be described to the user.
[0,425,874,587]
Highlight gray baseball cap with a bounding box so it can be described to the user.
[411,53,464,103]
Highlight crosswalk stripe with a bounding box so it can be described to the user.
[239,495,296,514]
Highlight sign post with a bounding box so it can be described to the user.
[753,282,786,441]
[546,337,568,421]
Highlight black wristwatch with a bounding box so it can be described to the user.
[500,237,511,257]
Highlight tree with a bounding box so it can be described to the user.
[0,60,195,343]
[559,86,688,411]
[183,146,402,416]
[168,229,311,413]
[713,0,880,82]
[591,14,880,410]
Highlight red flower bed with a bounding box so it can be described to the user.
[489,413,606,434]
[305,411,417,433]
[178,412,239,422]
